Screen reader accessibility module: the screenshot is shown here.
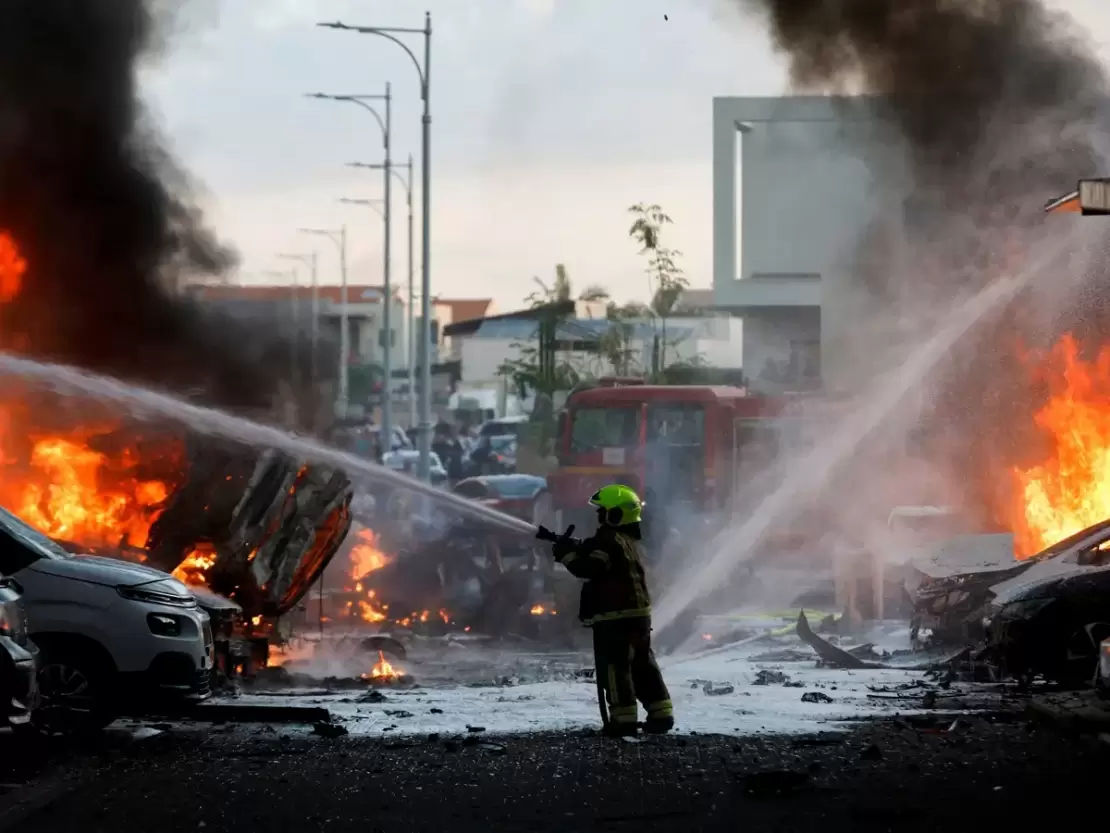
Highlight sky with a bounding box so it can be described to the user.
[141,0,1110,310]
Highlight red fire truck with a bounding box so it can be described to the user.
[546,381,829,535]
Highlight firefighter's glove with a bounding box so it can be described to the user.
[551,538,577,561]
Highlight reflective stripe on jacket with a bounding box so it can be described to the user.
[557,527,651,626]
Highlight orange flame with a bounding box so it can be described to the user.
[349,528,391,581]
[173,544,218,585]
[362,650,404,681]
[1011,334,1110,556]
[5,434,177,550]
[0,231,25,303]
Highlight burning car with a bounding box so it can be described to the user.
[0,388,354,682]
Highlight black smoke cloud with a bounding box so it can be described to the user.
[0,0,297,411]
[732,0,1110,529]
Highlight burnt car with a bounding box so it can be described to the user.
[985,534,1110,686]
[141,440,353,674]
[0,576,37,731]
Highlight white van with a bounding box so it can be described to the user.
[0,506,212,731]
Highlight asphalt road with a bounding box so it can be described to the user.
[3,714,1107,832]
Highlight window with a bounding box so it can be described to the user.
[453,481,489,500]
[0,506,68,574]
[646,403,704,445]
[570,406,639,453]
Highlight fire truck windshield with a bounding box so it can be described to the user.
[570,406,638,452]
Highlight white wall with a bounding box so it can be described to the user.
[712,96,896,391]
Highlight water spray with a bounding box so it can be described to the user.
[0,353,536,538]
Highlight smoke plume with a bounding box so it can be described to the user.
[0,0,293,411]
[733,0,1110,529]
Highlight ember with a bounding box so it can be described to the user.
[530,604,557,616]
[1011,334,1110,556]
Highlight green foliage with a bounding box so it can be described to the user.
[627,202,690,376]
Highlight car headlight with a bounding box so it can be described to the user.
[999,597,1055,620]
[118,585,197,609]
[147,613,184,636]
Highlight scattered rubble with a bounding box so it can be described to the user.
[702,682,735,696]
[312,721,349,738]
[801,692,833,704]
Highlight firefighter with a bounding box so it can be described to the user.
[547,484,673,736]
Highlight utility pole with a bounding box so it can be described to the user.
[277,251,320,383]
[307,86,394,444]
[346,153,415,427]
[298,227,349,416]
[381,82,394,452]
[319,11,433,479]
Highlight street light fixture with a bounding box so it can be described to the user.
[306,87,396,448]
[298,227,350,416]
[319,12,434,479]
[347,156,416,427]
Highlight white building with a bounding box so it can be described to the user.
[712,96,888,392]
[446,305,744,391]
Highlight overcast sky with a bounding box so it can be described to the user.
[141,0,1110,309]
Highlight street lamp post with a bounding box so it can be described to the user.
[306,86,395,448]
[277,251,320,383]
[348,155,415,427]
[257,267,297,390]
[319,12,433,480]
[298,227,349,416]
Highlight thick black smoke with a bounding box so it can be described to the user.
[0,0,295,412]
[734,0,1110,528]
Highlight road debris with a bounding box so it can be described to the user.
[800,691,833,704]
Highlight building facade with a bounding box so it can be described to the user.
[712,96,886,392]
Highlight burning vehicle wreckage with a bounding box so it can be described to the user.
[0,386,572,704]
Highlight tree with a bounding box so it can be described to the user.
[526,263,609,308]
[498,263,605,401]
[628,203,689,375]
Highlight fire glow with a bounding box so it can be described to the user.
[362,650,404,682]
[1011,334,1110,557]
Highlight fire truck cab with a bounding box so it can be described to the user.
[547,383,825,535]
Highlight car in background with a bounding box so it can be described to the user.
[466,434,518,476]
[453,475,548,524]
[0,576,37,731]
[478,415,529,439]
[383,450,449,486]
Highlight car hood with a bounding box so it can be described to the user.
[26,555,189,591]
[991,561,1108,607]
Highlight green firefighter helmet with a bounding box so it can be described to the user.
[588,484,643,526]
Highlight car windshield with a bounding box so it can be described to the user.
[489,477,543,499]
[490,436,516,453]
[0,505,69,562]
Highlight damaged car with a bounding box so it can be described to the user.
[910,517,1110,685]
[985,529,1110,686]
